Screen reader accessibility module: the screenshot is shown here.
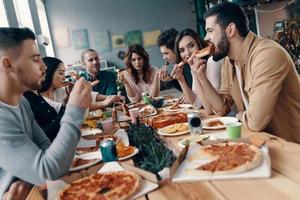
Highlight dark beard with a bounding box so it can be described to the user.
[213,31,230,61]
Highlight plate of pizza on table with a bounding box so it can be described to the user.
[202,117,239,130]
[172,142,271,182]
[69,156,101,172]
[158,123,190,136]
[60,170,140,199]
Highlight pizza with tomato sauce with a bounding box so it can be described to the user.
[60,171,140,200]
[189,142,262,175]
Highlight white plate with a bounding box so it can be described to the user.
[178,104,194,109]
[202,117,239,130]
[172,143,271,182]
[69,157,101,172]
[158,123,190,136]
[178,134,210,148]
[118,147,139,161]
[163,105,182,113]
[117,111,131,122]
[139,105,157,117]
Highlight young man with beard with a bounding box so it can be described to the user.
[0,28,92,198]
[190,2,300,143]
[81,49,117,96]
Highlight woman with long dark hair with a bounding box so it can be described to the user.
[120,44,160,103]
[24,57,67,141]
[172,28,222,114]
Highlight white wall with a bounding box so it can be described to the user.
[255,0,290,38]
[45,0,197,68]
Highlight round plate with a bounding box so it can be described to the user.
[202,117,239,130]
[158,123,190,136]
[139,105,157,117]
[118,147,139,161]
[69,157,100,172]
[178,134,210,148]
[179,104,194,109]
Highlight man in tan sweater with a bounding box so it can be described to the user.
[191,2,300,143]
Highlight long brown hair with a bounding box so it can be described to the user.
[174,28,207,64]
[124,44,151,84]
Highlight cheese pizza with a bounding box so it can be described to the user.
[189,142,262,175]
[60,171,140,200]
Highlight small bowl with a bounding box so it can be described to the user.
[150,98,164,108]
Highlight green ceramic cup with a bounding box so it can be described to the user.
[226,122,242,139]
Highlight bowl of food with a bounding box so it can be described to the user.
[150,97,164,108]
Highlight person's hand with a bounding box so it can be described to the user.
[158,65,173,81]
[171,64,184,81]
[102,95,119,107]
[119,71,129,85]
[68,77,92,109]
[115,95,125,104]
[2,180,32,200]
[188,57,207,81]
[178,95,190,104]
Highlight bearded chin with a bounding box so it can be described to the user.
[212,33,230,62]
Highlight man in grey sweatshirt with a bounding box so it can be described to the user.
[0,27,92,198]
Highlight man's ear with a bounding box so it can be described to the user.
[0,56,13,72]
[225,23,237,39]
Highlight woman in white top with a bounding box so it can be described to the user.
[171,28,222,114]
[120,44,160,103]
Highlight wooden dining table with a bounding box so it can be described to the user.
[142,109,300,200]
[27,89,300,200]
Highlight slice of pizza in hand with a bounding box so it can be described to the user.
[188,142,263,176]
[192,43,215,60]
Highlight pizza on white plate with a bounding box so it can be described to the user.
[188,142,262,175]
[60,171,140,200]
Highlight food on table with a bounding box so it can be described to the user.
[148,112,187,129]
[163,95,174,100]
[206,120,224,127]
[116,142,135,158]
[71,158,99,168]
[169,101,181,110]
[59,171,140,200]
[163,123,189,134]
[188,142,262,175]
[122,103,130,117]
[181,135,210,146]
[139,106,156,117]
[83,120,98,128]
[76,146,99,155]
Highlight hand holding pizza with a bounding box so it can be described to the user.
[171,64,185,82]
[68,77,92,109]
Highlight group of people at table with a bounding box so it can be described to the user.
[0,2,299,199]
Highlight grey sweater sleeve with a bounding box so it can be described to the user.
[0,102,85,186]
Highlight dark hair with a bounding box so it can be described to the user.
[81,48,97,63]
[174,28,207,63]
[203,2,249,37]
[124,44,151,84]
[38,57,63,93]
[157,28,178,51]
[0,27,36,57]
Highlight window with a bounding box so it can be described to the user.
[12,0,35,31]
[35,0,55,56]
[0,0,9,27]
